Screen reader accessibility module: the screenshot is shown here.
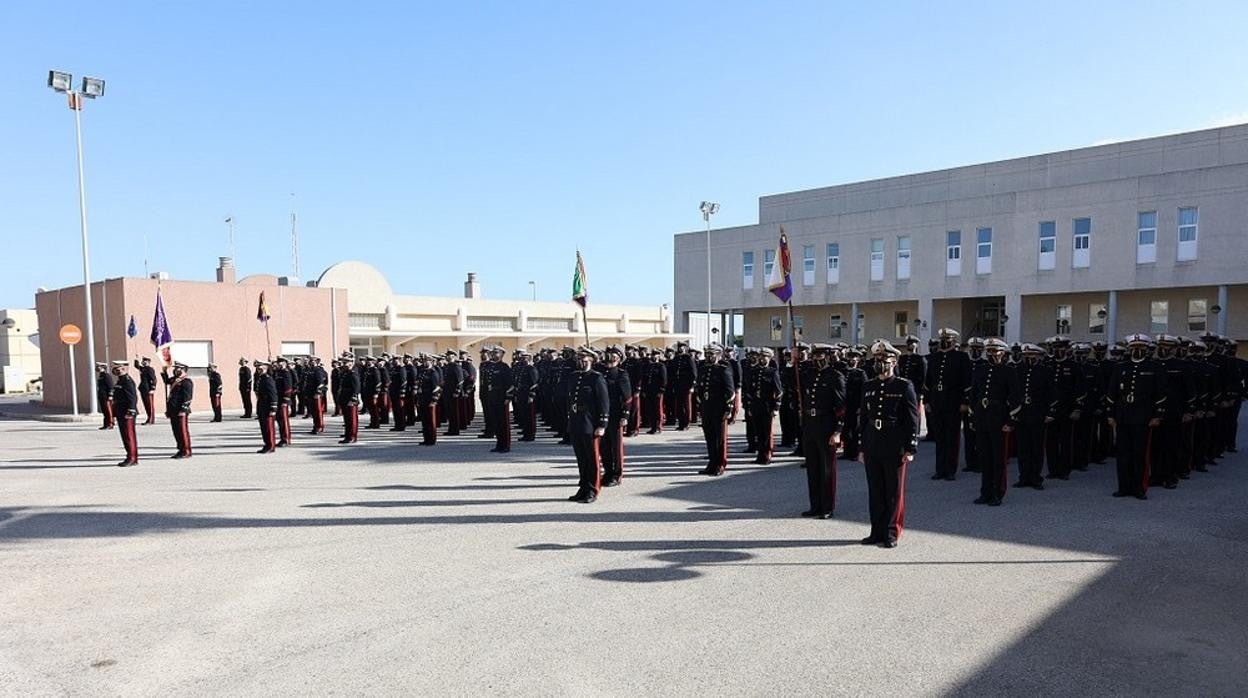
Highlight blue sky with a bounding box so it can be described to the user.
[3,1,1247,310]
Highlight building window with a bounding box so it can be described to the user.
[869,238,884,281]
[976,227,992,274]
[1038,221,1056,270]
[769,315,782,342]
[764,249,775,280]
[826,243,840,284]
[1089,303,1106,334]
[1188,298,1207,332]
[279,341,314,356]
[1073,217,1091,268]
[897,236,911,280]
[793,314,805,341]
[894,311,908,338]
[802,244,815,286]
[170,340,214,376]
[1055,305,1072,336]
[1137,211,1157,264]
[742,251,754,290]
[829,314,843,339]
[946,230,961,276]
[1150,300,1169,334]
[1178,207,1198,261]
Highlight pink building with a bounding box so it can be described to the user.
[35,258,348,413]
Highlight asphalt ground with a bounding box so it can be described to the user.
[1,408,1245,696]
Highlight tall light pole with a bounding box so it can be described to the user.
[225,216,235,261]
[49,70,105,415]
[700,201,719,344]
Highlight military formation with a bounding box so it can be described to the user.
[98,329,1245,547]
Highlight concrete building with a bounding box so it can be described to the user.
[0,308,41,393]
[315,261,687,355]
[674,124,1248,348]
[35,258,348,413]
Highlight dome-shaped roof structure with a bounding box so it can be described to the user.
[316,261,393,313]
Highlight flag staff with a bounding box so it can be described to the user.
[572,250,590,347]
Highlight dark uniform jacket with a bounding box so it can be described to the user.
[256,372,279,414]
[641,361,668,394]
[1013,361,1057,423]
[924,349,972,409]
[133,362,157,392]
[1106,359,1166,424]
[486,361,514,401]
[1155,356,1192,420]
[695,360,735,418]
[843,366,868,424]
[208,368,223,396]
[336,369,361,406]
[802,365,846,435]
[238,364,253,393]
[1048,358,1087,417]
[968,361,1022,427]
[859,376,921,456]
[603,366,632,422]
[417,366,443,404]
[165,376,193,418]
[387,362,407,398]
[442,361,464,396]
[513,364,540,403]
[751,362,783,414]
[112,374,138,414]
[897,353,927,399]
[96,371,116,403]
[565,369,609,436]
[672,353,699,389]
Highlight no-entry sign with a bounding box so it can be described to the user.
[59,324,82,345]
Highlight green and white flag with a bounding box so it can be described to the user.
[572,250,588,308]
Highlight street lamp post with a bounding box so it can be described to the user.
[48,70,105,415]
[700,201,719,345]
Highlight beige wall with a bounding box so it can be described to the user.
[743,301,919,347]
[36,277,348,413]
[1021,286,1240,343]
[0,308,41,393]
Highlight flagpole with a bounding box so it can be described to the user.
[265,320,272,361]
[788,300,805,432]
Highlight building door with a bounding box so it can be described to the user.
[976,300,1004,338]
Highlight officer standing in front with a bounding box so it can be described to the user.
[111,361,139,466]
[207,363,224,422]
[565,347,609,503]
[254,360,278,453]
[800,344,846,518]
[858,341,920,548]
[750,348,783,465]
[968,339,1021,506]
[95,363,116,430]
[600,347,632,487]
[1106,334,1166,500]
[237,357,253,420]
[1012,344,1055,489]
[337,354,361,444]
[163,362,194,458]
[134,356,158,424]
[696,344,735,476]
[924,328,971,481]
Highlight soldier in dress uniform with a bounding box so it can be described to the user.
[207,363,224,422]
[134,356,158,424]
[402,355,419,428]
[749,348,782,465]
[1150,334,1191,489]
[725,346,743,427]
[254,360,278,453]
[623,345,644,437]
[362,356,381,429]
[308,357,329,434]
[696,343,735,476]
[642,349,668,433]
[840,347,868,462]
[924,328,971,481]
[237,357,254,420]
[111,361,139,466]
[858,341,920,548]
[800,344,846,517]
[95,363,116,430]
[273,357,294,445]
[484,346,514,453]
[1106,334,1166,499]
[968,339,1021,506]
[898,336,926,436]
[513,350,540,442]
[1045,336,1087,481]
[565,347,610,503]
[600,347,632,486]
[739,348,760,454]
[1091,341,1115,463]
[962,337,986,473]
[387,355,408,432]
[1070,343,1100,472]
[329,359,343,417]
[440,351,464,436]
[781,343,812,456]
[1012,344,1055,489]
[417,354,443,445]
[671,342,699,431]
[376,354,392,425]
[662,347,678,427]
[459,351,477,427]
[162,362,194,458]
[337,354,361,444]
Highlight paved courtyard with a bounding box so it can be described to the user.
[1,408,1245,696]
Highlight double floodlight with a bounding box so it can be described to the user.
[46,70,105,98]
[699,201,720,218]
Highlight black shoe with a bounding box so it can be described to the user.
[754,458,772,465]
[557,439,572,445]
[860,536,883,545]
[171,453,184,459]
[98,426,110,430]
[1164,482,1177,490]
[239,415,252,419]
[931,473,944,480]
[1178,473,1191,480]
[477,433,492,439]
[1031,482,1045,491]
[942,475,956,481]
[117,461,133,467]
[740,447,756,454]
[1012,481,1028,488]
[880,539,898,549]
[646,429,659,435]
[389,427,404,432]
[801,510,819,517]
[568,492,585,502]
[988,498,1002,506]
[494,448,510,453]
[973,496,990,504]
[1072,466,1088,472]
[1195,466,1209,472]
[338,439,351,444]
[1135,493,1148,500]
[578,494,597,504]
[277,441,288,447]
[1112,491,1128,498]
[708,468,724,477]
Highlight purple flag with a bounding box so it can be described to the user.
[150,290,173,363]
